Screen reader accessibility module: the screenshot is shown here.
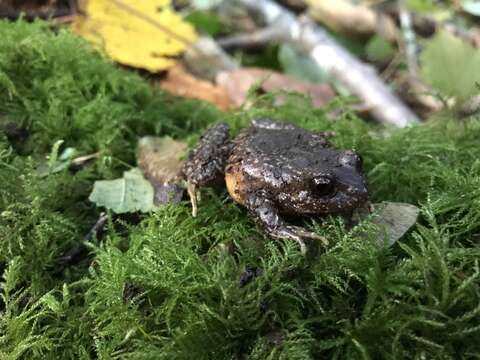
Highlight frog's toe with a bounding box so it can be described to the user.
[187,181,198,217]
[275,228,307,255]
[267,225,328,255]
[287,226,329,246]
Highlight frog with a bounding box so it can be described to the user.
[182,118,369,253]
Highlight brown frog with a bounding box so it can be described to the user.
[182,119,368,253]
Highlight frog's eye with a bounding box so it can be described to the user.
[312,175,334,196]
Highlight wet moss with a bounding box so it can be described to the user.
[1,20,479,359]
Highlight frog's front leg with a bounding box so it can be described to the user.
[182,123,232,216]
[244,191,328,254]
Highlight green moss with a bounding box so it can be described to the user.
[1,20,480,359]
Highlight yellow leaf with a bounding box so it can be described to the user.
[73,0,198,72]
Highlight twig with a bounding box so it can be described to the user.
[238,0,419,127]
[217,26,284,50]
[183,37,239,82]
[380,51,403,81]
[51,14,76,24]
[84,212,109,241]
[398,0,418,77]
[71,152,100,167]
[56,212,108,271]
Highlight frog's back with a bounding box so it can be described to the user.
[228,121,332,179]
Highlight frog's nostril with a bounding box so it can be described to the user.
[339,150,362,169]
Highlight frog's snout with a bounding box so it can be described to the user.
[339,150,363,171]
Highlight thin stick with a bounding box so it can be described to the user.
[238,0,420,127]
[56,212,108,270]
[217,26,283,50]
[398,0,418,77]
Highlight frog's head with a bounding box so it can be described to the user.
[278,149,369,215]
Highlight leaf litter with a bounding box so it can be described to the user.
[73,0,197,71]
[89,136,187,213]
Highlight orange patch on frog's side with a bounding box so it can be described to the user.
[225,166,247,206]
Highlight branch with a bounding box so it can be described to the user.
[183,37,239,82]
[398,0,418,77]
[55,212,108,271]
[238,0,420,127]
[217,26,283,50]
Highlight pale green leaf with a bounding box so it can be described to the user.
[372,202,420,246]
[421,31,480,99]
[406,0,437,13]
[89,168,156,214]
[37,145,78,177]
[462,0,480,16]
[365,35,395,63]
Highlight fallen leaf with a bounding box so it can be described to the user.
[37,141,77,177]
[73,0,197,72]
[421,31,480,99]
[216,67,335,108]
[306,0,397,42]
[89,168,156,213]
[137,136,187,205]
[365,35,395,63]
[462,0,480,17]
[355,202,420,246]
[397,76,444,119]
[371,202,420,246]
[160,65,230,110]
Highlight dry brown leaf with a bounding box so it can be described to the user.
[216,67,335,108]
[160,65,231,110]
[137,136,187,205]
[306,0,397,42]
[137,136,186,184]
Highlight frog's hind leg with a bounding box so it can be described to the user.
[246,192,328,254]
[182,123,232,216]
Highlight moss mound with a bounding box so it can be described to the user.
[1,20,480,359]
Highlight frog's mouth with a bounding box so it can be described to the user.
[323,189,368,212]
[281,185,368,216]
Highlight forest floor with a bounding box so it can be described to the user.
[1,20,480,359]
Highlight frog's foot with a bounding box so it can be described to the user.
[182,123,232,216]
[247,194,328,255]
[266,225,328,255]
